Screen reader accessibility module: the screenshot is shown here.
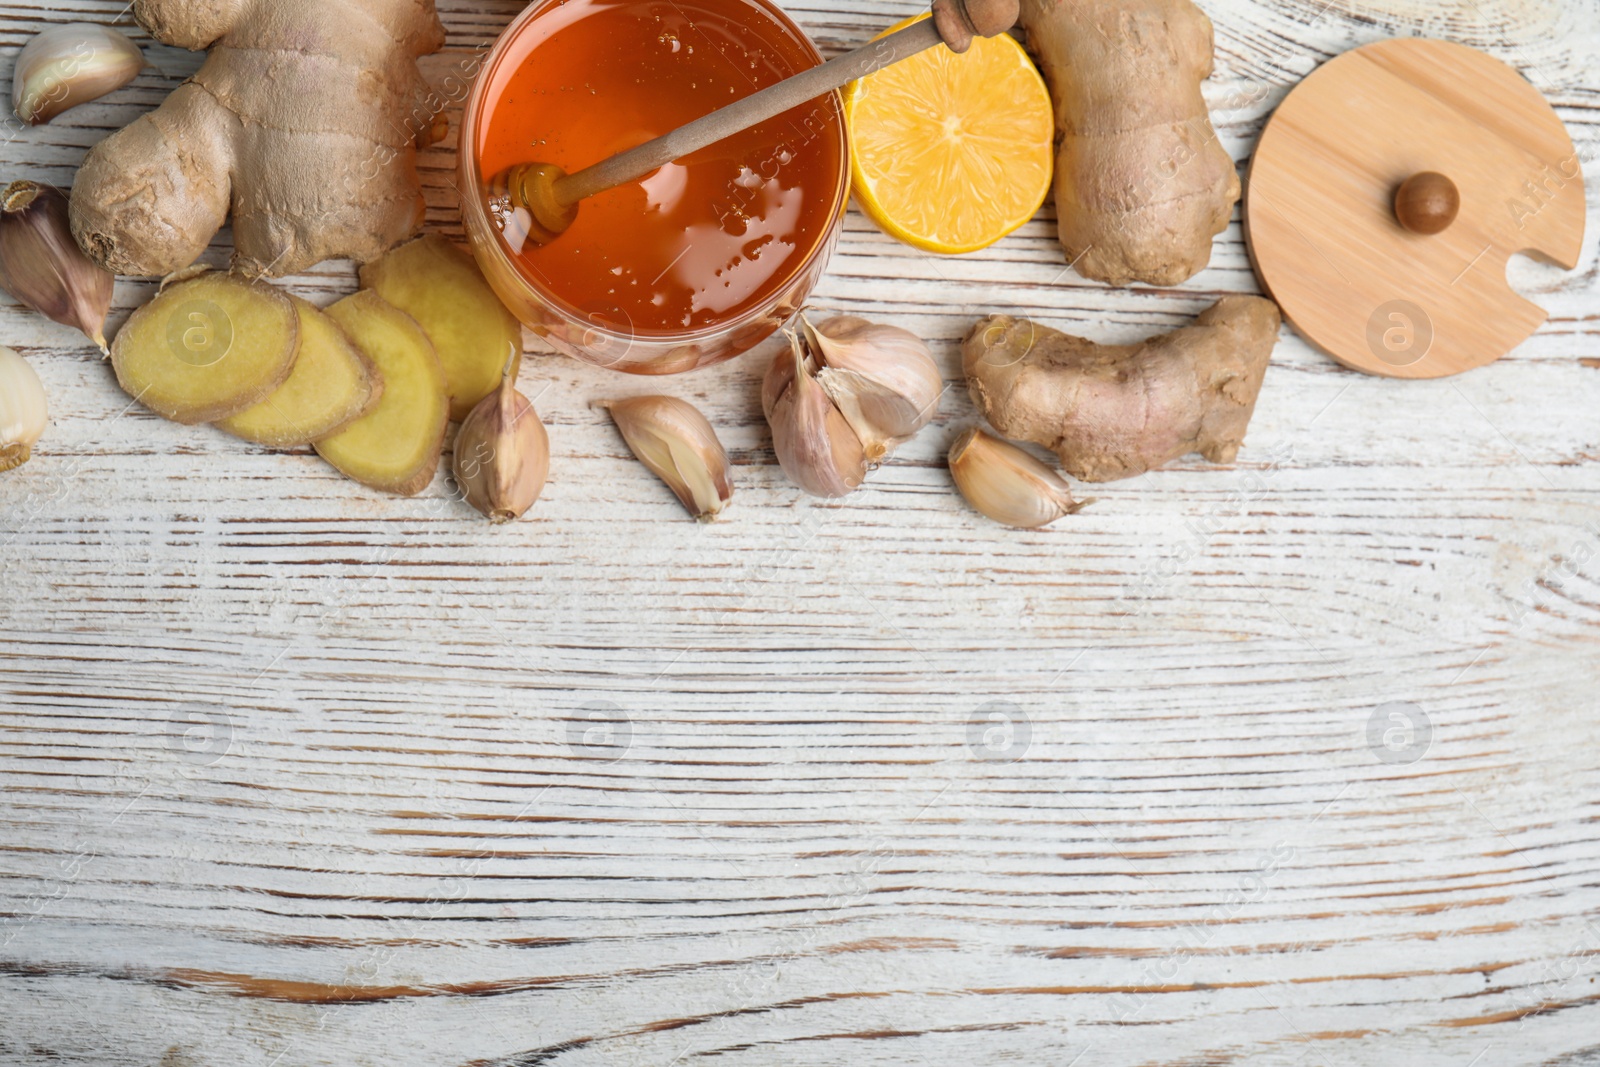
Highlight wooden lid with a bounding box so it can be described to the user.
[1245,38,1585,379]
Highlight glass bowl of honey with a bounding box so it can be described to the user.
[460,0,850,375]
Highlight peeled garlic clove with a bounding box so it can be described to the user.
[452,351,549,523]
[601,395,733,520]
[0,181,115,350]
[804,314,943,463]
[766,331,868,498]
[950,427,1090,529]
[12,23,144,126]
[0,346,48,474]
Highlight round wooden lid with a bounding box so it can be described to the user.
[1245,38,1585,379]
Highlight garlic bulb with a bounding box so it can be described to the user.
[0,181,115,350]
[601,395,733,520]
[802,314,942,462]
[949,427,1090,529]
[12,23,144,126]
[763,312,940,497]
[764,329,868,497]
[0,346,48,474]
[452,352,549,523]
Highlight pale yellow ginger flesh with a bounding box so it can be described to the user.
[218,296,382,448]
[359,235,523,422]
[964,296,1281,482]
[111,271,298,425]
[315,291,448,497]
[1021,0,1241,287]
[69,0,446,278]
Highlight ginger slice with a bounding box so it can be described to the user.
[359,235,523,421]
[111,272,298,424]
[218,297,382,448]
[314,291,448,497]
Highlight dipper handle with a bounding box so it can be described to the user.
[548,0,1020,209]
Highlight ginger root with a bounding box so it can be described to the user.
[70,0,446,278]
[964,296,1281,482]
[1021,0,1240,287]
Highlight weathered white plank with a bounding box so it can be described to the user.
[3,0,1600,1064]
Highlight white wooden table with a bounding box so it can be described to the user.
[3,2,1599,1064]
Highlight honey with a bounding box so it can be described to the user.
[475,0,847,337]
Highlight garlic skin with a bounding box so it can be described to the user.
[803,314,943,462]
[0,181,115,351]
[764,330,868,497]
[949,427,1090,529]
[452,354,549,523]
[0,346,48,474]
[12,23,144,126]
[601,395,733,520]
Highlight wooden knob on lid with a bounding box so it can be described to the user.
[931,0,1020,53]
[1394,172,1461,235]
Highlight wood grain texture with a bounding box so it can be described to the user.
[2,1,1599,1065]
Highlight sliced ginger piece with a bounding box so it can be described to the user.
[218,297,382,448]
[111,272,298,424]
[359,234,523,421]
[314,291,448,496]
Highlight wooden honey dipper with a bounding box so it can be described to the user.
[488,0,1020,246]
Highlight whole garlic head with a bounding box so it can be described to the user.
[762,313,941,497]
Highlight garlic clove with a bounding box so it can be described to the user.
[803,314,943,463]
[767,330,868,498]
[600,395,733,520]
[0,346,48,474]
[12,23,145,126]
[760,329,801,422]
[451,349,549,523]
[949,427,1091,529]
[0,181,115,351]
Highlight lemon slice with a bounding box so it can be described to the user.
[844,15,1054,255]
